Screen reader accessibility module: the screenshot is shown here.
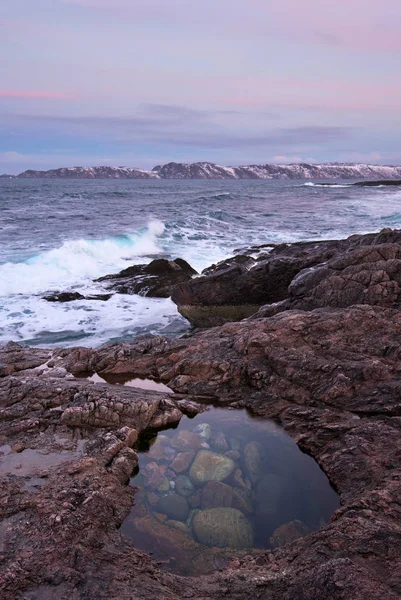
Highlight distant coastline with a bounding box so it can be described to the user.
[2,161,401,180]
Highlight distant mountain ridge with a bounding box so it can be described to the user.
[5,162,401,180]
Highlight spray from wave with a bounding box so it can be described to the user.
[0,219,166,296]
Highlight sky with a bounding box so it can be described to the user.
[1,0,401,173]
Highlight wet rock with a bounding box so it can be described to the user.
[255,474,285,516]
[154,512,168,523]
[192,507,254,548]
[109,447,138,483]
[171,450,195,473]
[157,493,189,521]
[142,462,167,491]
[123,506,237,576]
[170,430,202,451]
[244,441,263,483]
[157,477,170,493]
[224,450,240,460]
[189,450,235,486]
[172,230,401,326]
[232,488,254,515]
[201,481,233,509]
[232,468,250,490]
[147,435,170,460]
[210,431,229,452]
[43,291,112,302]
[95,258,198,298]
[175,475,195,498]
[187,508,201,527]
[166,520,191,536]
[269,519,310,548]
[194,422,211,440]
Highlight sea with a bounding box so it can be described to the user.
[1,178,401,348]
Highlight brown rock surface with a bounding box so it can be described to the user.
[1,231,401,598]
[171,450,195,473]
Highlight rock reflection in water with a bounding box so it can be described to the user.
[85,372,173,393]
[121,407,340,576]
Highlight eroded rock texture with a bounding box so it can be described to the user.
[172,228,401,326]
[1,231,401,599]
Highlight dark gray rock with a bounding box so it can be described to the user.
[95,258,197,298]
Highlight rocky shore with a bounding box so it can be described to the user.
[1,229,401,599]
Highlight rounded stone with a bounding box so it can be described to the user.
[194,423,211,440]
[170,431,202,451]
[201,481,233,509]
[171,451,195,474]
[244,441,263,483]
[157,493,189,522]
[166,520,192,536]
[192,508,254,548]
[210,432,229,452]
[189,450,235,486]
[175,475,195,498]
[157,477,170,493]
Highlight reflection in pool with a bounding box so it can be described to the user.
[121,406,340,576]
[85,372,173,393]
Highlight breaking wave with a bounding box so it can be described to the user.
[0,219,166,296]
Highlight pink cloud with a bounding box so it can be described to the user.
[0,90,77,100]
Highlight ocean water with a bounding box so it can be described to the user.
[1,178,401,347]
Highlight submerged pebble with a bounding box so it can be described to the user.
[192,507,254,548]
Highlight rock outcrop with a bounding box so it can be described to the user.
[2,230,401,599]
[95,257,197,298]
[172,228,401,326]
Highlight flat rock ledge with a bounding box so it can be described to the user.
[1,299,401,599]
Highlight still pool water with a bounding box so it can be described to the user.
[121,406,340,576]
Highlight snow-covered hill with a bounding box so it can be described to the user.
[10,162,401,180]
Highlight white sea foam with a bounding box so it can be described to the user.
[0,293,185,348]
[0,219,165,296]
[303,182,352,188]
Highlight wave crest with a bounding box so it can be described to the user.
[0,219,166,296]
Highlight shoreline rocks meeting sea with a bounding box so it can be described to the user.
[1,228,401,599]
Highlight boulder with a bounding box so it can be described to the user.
[192,508,254,548]
[171,451,195,473]
[210,431,229,452]
[172,230,401,326]
[194,423,211,440]
[175,475,195,498]
[189,450,235,486]
[232,488,254,515]
[244,441,263,483]
[95,258,197,298]
[142,462,167,491]
[43,291,113,302]
[170,430,202,451]
[166,520,192,536]
[201,481,233,509]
